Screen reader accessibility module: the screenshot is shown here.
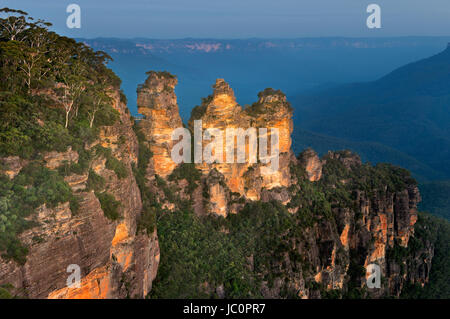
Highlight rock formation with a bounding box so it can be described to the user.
[187,80,294,215]
[137,71,183,178]
[298,148,322,182]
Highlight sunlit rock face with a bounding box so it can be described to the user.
[190,79,251,199]
[245,89,294,194]
[298,148,322,182]
[137,72,183,178]
[0,70,432,299]
[187,80,294,216]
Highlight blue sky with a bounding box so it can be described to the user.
[3,0,450,38]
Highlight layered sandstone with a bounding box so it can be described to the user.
[298,148,322,182]
[191,79,252,198]
[186,80,294,215]
[311,151,423,297]
[137,71,183,178]
[0,90,159,299]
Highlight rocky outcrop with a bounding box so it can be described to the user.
[135,77,295,217]
[298,148,322,182]
[0,156,28,179]
[190,79,252,199]
[294,151,426,298]
[43,147,79,170]
[185,80,294,216]
[137,71,183,178]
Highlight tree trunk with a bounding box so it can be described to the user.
[65,110,69,128]
[89,114,95,128]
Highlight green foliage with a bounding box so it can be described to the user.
[132,123,157,234]
[401,213,450,299]
[189,95,212,123]
[168,163,201,193]
[0,163,73,263]
[155,174,176,203]
[95,191,120,221]
[386,240,409,265]
[0,9,124,159]
[0,283,14,299]
[69,195,80,215]
[86,169,105,192]
[245,88,292,116]
[57,148,92,176]
[92,106,120,127]
[145,70,176,80]
[13,163,73,208]
[94,145,128,179]
[119,90,127,104]
[288,163,333,226]
[105,156,128,179]
[137,207,157,236]
[151,209,254,299]
[152,201,304,299]
[151,151,430,299]
[343,248,367,299]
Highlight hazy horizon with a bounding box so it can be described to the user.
[4,0,450,39]
[78,36,450,40]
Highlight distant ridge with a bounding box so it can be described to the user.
[292,45,450,181]
[81,37,450,55]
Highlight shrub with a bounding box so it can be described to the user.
[169,163,201,193]
[94,145,128,179]
[86,169,105,191]
[105,156,128,179]
[95,191,120,221]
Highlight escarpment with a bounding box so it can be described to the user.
[0,90,159,299]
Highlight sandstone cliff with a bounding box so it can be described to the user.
[137,71,183,178]
[0,90,159,299]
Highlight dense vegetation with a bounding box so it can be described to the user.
[132,122,157,235]
[151,200,300,299]
[1,8,448,299]
[0,8,124,262]
[0,164,77,263]
[400,213,450,298]
[151,151,450,299]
